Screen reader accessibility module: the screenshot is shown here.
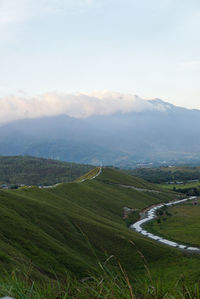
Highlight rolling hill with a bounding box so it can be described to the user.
[0,156,94,186]
[0,166,200,293]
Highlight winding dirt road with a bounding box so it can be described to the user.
[130,196,200,252]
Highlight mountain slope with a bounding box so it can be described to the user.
[0,156,94,186]
[0,167,200,284]
[0,98,200,166]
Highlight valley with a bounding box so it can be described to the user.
[144,198,200,249]
[132,196,199,251]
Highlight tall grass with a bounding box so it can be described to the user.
[1,254,200,298]
[0,233,200,298]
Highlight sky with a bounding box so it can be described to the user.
[0,0,200,110]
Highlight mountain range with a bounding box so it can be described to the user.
[0,95,200,167]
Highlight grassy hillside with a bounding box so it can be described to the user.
[0,167,200,297]
[0,156,94,186]
[97,167,162,190]
[0,168,175,275]
[75,167,101,182]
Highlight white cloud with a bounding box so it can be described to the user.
[178,60,200,71]
[0,91,169,125]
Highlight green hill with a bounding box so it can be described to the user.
[0,167,200,297]
[126,165,200,184]
[0,156,94,186]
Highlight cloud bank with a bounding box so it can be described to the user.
[0,91,170,125]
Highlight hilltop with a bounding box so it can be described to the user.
[0,156,94,186]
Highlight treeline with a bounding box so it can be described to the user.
[0,156,94,186]
[173,187,200,196]
[126,167,200,183]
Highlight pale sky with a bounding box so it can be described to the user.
[1,0,200,109]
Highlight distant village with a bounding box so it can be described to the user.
[0,184,57,190]
[165,179,199,185]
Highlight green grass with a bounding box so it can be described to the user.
[1,258,200,298]
[75,167,101,182]
[161,181,200,190]
[144,198,200,247]
[0,168,177,277]
[97,167,163,191]
[0,167,200,297]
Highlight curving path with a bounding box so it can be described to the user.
[130,196,200,252]
[90,167,102,180]
[79,167,102,183]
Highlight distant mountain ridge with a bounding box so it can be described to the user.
[0,97,200,167]
[0,91,191,125]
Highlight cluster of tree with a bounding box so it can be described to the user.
[126,167,200,183]
[0,156,94,186]
[155,206,172,224]
[173,187,200,196]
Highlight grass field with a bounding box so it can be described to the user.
[160,181,200,190]
[144,198,200,247]
[0,168,179,276]
[0,167,200,297]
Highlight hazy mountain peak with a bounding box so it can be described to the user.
[0,93,200,167]
[149,98,176,109]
